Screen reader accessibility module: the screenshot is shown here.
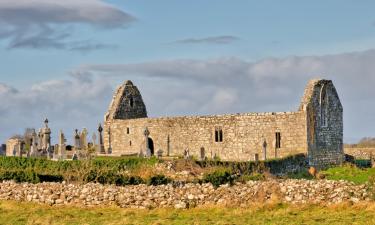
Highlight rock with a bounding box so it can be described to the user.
[174,201,187,209]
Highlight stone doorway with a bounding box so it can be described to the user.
[148,137,154,156]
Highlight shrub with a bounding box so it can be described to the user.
[0,156,159,185]
[286,169,314,180]
[147,174,171,186]
[203,168,235,188]
[0,170,39,183]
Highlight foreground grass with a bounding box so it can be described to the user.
[1,201,375,225]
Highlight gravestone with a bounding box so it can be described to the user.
[58,130,66,160]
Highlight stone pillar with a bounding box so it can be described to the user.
[42,118,51,150]
[58,130,66,160]
[37,129,42,150]
[98,124,105,154]
[40,118,52,158]
[74,129,81,150]
[30,129,38,157]
[144,127,150,157]
[80,128,88,150]
[92,133,97,154]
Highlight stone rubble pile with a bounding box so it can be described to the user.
[0,179,370,209]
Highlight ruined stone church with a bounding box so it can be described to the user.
[103,79,344,168]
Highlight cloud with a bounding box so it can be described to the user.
[74,49,375,141]
[0,75,113,143]
[0,0,135,50]
[2,49,375,143]
[173,35,240,45]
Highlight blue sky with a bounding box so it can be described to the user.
[0,0,375,144]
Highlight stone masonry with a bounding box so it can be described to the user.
[104,79,344,168]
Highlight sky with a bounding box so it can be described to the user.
[0,0,375,144]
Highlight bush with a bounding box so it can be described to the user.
[0,170,39,183]
[0,156,159,185]
[286,169,314,180]
[147,174,171,186]
[203,168,235,188]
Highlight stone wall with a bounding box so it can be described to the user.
[303,80,344,168]
[103,79,344,167]
[6,138,23,156]
[104,111,307,161]
[105,80,147,121]
[344,147,375,159]
[0,180,369,208]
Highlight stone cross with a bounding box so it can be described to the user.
[98,124,105,154]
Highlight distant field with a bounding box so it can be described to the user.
[1,201,375,225]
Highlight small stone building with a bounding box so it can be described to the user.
[104,79,344,168]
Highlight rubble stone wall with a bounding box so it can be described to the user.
[0,180,369,208]
[103,79,344,167]
[104,112,307,161]
[344,147,375,159]
[303,80,344,168]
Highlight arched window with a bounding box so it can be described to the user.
[320,84,328,127]
[129,97,134,107]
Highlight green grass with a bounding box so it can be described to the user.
[322,164,375,184]
[1,201,375,225]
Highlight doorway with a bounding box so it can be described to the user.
[148,137,154,156]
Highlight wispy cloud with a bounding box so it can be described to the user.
[173,35,240,45]
[0,0,135,51]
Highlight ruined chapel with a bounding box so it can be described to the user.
[103,79,344,168]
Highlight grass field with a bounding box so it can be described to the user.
[322,164,375,184]
[1,201,375,225]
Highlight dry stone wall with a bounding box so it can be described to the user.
[0,180,369,208]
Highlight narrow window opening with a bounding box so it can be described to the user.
[214,127,223,143]
[127,127,130,134]
[320,85,328,127]
[275,132,281,149]
[129,97,134,108]
[129,141,132,146]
